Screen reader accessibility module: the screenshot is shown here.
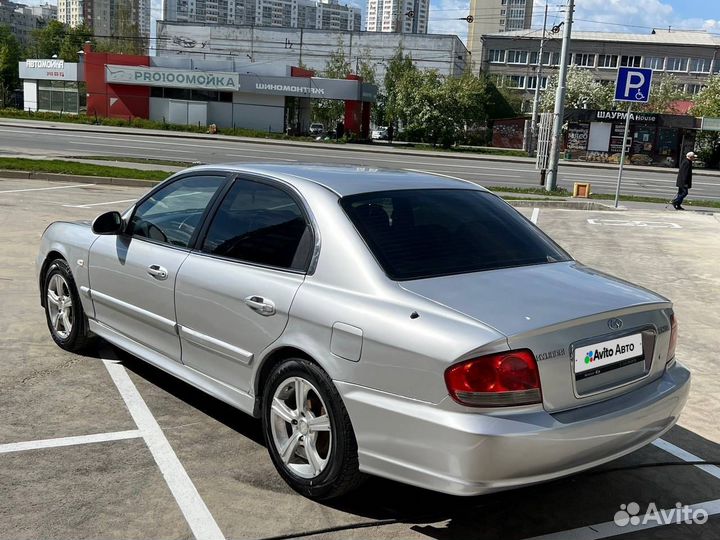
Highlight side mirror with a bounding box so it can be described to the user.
[92,211,124,235]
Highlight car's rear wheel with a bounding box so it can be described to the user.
[262,358,364,500]
[44,258,93,352]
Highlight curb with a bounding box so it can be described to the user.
[0,169,160,188]
[508,199,619,211]
[4,119,714,176]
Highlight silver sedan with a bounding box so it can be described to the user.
[37,165,690,500]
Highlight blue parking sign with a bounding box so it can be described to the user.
[615,67,653,103]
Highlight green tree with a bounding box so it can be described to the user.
[32,22,94,62]
[313,38,351,132]
[541,66,614,111]
[692,76,720,168]
[637,73,689,114]
[395,70,491,147]
[381,46,416,129]
[33,20,66,58]
[0,25,21,107]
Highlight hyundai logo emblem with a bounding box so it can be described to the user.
[608,318,623,330]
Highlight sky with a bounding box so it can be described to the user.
[21,0,720,48]
[430,0,720,45]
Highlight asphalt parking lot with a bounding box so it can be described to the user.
[1,177,719,540]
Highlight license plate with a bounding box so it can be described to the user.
[574,333,643,380]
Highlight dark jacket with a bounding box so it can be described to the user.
[676,157,693,188]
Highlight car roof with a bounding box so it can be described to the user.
[186,163,485,197]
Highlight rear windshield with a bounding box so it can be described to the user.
[341,189,571,280]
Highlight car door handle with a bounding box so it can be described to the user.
[243,295,276,316]
[147,264,169,280]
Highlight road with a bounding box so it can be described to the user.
[2,123,719,201]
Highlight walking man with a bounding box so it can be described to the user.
[672,151,696,210]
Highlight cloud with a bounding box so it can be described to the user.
[559,0,717,33]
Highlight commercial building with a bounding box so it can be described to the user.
[563,108,697,167]
[479,29,720,108]
[157,22,469,84]
[365,0,428,34]
[466,0,532,64]
[20,47,379,137]
[19,59,85,113]
[163,0,361,31]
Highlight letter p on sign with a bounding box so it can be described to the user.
[615,67,653,103]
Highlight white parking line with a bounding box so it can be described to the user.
[63,198,137,208]
[0,430,142,454]
[0,183,95,194]
[530,208,540,224]
[520,498,720,540]
[653,438,720,481]
[103,357,225,540]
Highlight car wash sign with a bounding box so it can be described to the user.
[106,65,240,91]
[19,59,81,81]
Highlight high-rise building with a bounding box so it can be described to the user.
[0,0,53,47]
[467,0,533,67]
[365,0,428,33]
[164,0,360,31]
[57,0,150,41]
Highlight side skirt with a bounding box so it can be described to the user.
[88,319,259,418]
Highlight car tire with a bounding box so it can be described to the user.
[44,258,94,352]
[262,358,365,500]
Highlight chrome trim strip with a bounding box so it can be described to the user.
[178,325,254,365]
[79,285,91,298]
[89,289,177,333]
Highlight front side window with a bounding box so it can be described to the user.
[202,179,312,271]
[128,175,226,248]
[341,189,570,280]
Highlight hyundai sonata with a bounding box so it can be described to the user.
[37,165,690,500]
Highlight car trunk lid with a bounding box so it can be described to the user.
[399,262,673,411]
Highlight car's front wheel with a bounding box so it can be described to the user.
[44,258,93,352]
[262,358,364,500]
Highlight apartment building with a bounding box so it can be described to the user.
[365,0,428,34]
[164,0,360,31]
[467,0,532,65]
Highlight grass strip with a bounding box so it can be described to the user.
[70,156,198,167]
[0,158,169,181]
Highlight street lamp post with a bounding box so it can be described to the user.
[546,0,575,192]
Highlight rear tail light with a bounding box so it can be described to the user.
[444,349,542,407]
[667,314,679,362]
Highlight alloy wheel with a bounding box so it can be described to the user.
[269,376,332,479]
[47,273,73,340]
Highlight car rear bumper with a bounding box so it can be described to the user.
[337,361,690,496]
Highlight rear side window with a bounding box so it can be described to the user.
[201,179,313,271]
[341,189,570,280]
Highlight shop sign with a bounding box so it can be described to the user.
[592,110,658,123]
[106,65,240,91]
[19,60,80,81]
